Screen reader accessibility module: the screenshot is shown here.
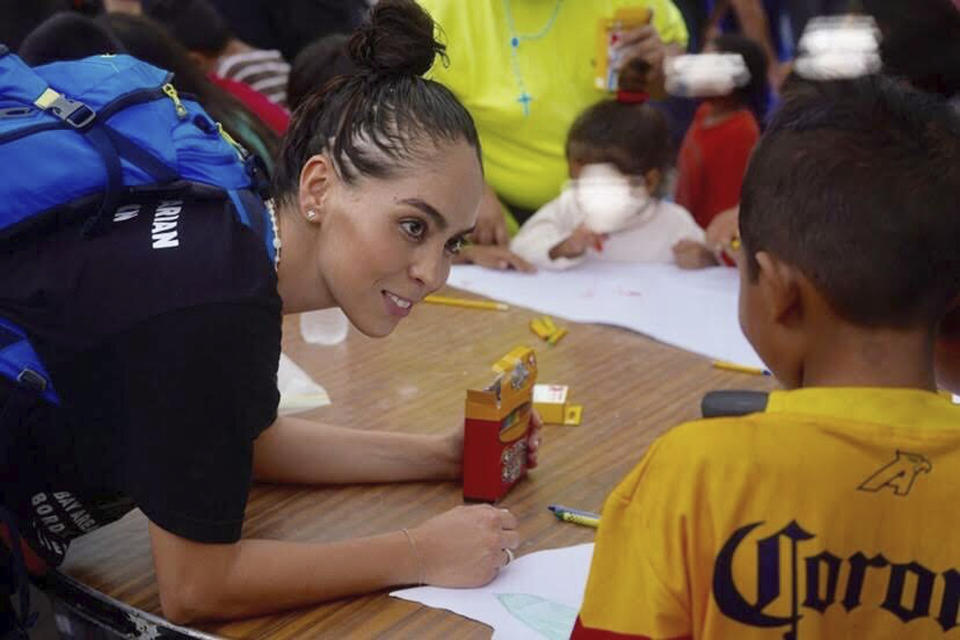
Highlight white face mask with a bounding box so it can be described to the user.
[572,163,654,234]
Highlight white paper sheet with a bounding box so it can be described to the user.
[391,543,594,640]
[276,352,331,414]
[448,263,764,369]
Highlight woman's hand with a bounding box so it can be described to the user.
[526,409,543,469]
[615,19,684,89]
[445,409,543,476]
[549,225,607,260]
[410,505,519,587]
[616,23,667,77]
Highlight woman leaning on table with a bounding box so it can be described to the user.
[0,0,540,626]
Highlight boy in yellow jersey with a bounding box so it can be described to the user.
[573,76,960,639]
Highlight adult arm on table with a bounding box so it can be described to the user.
[151,414,541,624]
[149,502,517,624]
[115,304,539,624]
[253,412,540,485]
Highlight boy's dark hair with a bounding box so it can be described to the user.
[287,34,356,113]
[712,34,769,121]
[144,0,232,56]
[19,12,125,66]
[272,0,480,204]
[565,59,671,180]
[740,76,960,328]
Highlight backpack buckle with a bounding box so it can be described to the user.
[34,89,96,129]
[16,369,48,394]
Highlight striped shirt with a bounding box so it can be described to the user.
[217,49,291,108]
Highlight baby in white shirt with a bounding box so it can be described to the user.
[511,65,717,270]
[511,163,708,269]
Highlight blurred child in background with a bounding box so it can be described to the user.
[511,61,709,270]
[674,35,768,230]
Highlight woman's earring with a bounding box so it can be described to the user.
[306,209,318,221]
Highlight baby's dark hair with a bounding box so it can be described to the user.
[565,59,670,182]
[740,75,960,328]
[272,0,480,205]
[711,34,769,121]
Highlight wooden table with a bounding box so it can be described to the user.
[59,287,776,638]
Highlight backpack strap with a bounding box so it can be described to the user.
[0,49,95,129]
[0,51,118,235]
[0,319,59,406]
[0,51,182,235]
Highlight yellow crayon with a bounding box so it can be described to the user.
[530,317,554,339]
[424,295,509,311]
[558,512,600,528]
[540,315,558,334]
[546,328,568,346]
[712,360,771,376]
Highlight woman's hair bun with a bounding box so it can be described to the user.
[348,0,445,78]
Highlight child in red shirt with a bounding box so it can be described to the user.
[675,35,768,230]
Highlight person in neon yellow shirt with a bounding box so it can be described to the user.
[417,0,689,259]
[574,77,960,638]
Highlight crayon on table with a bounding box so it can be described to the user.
[711,360,771,376]
[424,295,509,311]
[548,504,601,528]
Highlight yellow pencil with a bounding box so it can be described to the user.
[712,360,771,376]
[424,295,509,311]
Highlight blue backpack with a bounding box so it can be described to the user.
[0,47,276,408]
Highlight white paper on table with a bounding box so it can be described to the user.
[448,262,764,369]
[277,352,331,414]
[391,543,594,640]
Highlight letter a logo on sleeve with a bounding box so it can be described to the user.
[858,451,932,497]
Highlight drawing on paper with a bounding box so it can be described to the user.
[496,593,578,640]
